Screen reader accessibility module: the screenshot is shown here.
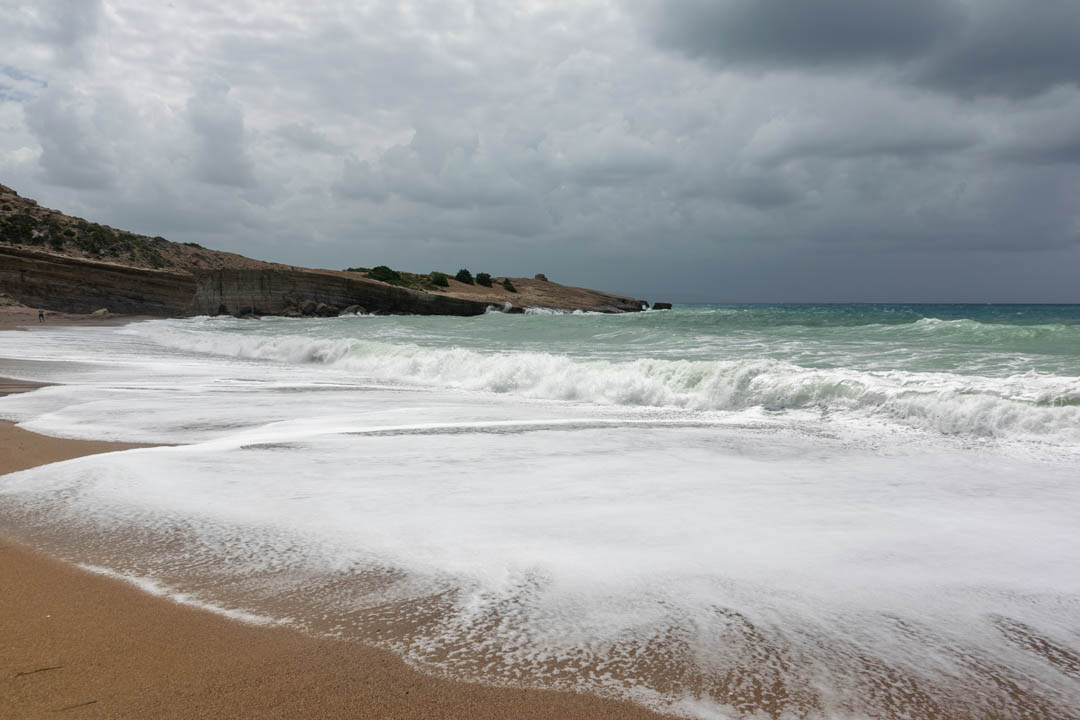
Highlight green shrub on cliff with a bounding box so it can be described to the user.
[2,214,35,243]
[455,268,474,284]
[476,272,492,287]
[430,271,449,287]
[501,278,517,293]
[365,265,408,286]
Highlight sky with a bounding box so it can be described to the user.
[1,0,1078,303]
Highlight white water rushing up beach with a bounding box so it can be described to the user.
[2,306,1079,719]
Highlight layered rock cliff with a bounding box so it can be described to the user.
[1,184,644,317]
[191,268,493,317]
[1,245,197,315]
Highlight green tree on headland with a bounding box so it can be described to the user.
[455,268,474,284]
[365,265,406,285]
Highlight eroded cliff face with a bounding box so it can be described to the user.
[1,183,645,317]
[191,269,491,316]
[0,247,492,317]
[0,246,196,315]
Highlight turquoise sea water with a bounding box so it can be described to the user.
[1,304,1079,719]
[244,302,1080,372]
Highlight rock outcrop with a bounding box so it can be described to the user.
[1,184,645,317]
[0,246,493,318]
[0,245,197,315]
[190,268,491,317]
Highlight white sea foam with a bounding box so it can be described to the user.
[114,321,1080,446]
[2,422,1078,718]
[2,313,1079,718]
[77,564,289,626]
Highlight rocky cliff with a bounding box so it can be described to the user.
[0,246,494,317]
[1,184,644,317]
[1,245,197,315]
[191,268,492,317]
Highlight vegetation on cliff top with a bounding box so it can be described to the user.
[0,184,270,272]
[343,263,522,294]
[1,207,171,268]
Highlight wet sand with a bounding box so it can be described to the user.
[0,377,666,720]
[0,305,157,332]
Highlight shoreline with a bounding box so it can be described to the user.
[0,305,155,332]
[0,377,667,719]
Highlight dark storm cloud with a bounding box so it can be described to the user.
[641,0,1080,98]
[644,0,960,68]
[723,173,801,210]
[916,2,1080,98]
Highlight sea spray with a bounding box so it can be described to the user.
[3,304,1080,719]
[117,318,1080,444]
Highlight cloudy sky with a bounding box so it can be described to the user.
[2,1,1078,302]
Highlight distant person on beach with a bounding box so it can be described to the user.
[38,309,44,322]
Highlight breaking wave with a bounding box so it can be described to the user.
[125,322,1080,443]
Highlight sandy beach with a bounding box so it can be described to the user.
[0,375,665,720]
[4,309,1079,720]
[0,305,155,332]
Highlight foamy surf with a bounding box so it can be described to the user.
[114,317,1080,446]
[2,304,1079,719]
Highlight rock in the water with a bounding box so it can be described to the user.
[652,302,672,311]
[315,302,338,317]
[90,308,110,316]
[299,299,318,315]
[281,309,303,318]
[342,305,366,315]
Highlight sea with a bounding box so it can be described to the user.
[2,303,1079,719]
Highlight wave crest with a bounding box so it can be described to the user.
[125,322,1080,443]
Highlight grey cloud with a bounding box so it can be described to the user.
[3,0,1078,302]
[0,0,104,67]
[745,102,977,162]
[0,66,47,102]
[993,92,1080,166]
[545,125,669,186]
[639,0,1080,98]
[336,126,531,211]
[275,122,342,154]
[24,86,117,189]
[643,0,960,69]
[1002,128,1080,167]
[186,81,256,188]
[725,173,802,210]
[916,2,1080,98]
